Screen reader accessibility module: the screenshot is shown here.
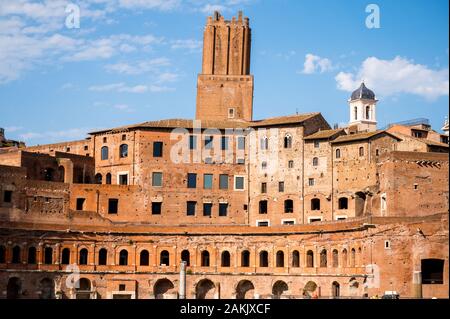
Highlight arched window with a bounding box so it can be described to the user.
[98,248,107,265]
[79,248,88,265]
[105,173,111,184]
[292,250,300,267]
[140,250,149,266]
[332,249,339,267]
[276,251,284,267]
[61,248,70,265]
[284,199,293,213]
[241,250,250,267]
[284,134,292,148]
[259,251,268,267]
[181,250,190,266]
[201,250,210,267]
[359,147,364,157]
[44,247,53,265]
[95,173,102,184]
[306,250,314,268]
[160,250,169,266]
[119,144,128,158]
[336,148,341,159]
[354,106,358,120]
[27,247,36,264]
[320,249,327,267]
[366,106,370,119]
[101,146,108,160]
[338,197,348,210]
[261,136,268,150]
[342,249,348,267]
[12,246,21,264]
[119,249,128,266]
[221,251,230,267]
[350,248,356,267]
[311,198,320,210]
[312,157,319,166]
[0,245,5,263]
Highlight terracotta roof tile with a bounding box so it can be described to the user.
[331,130,401,144]
[304,128,346,140]
[248,113,320,127]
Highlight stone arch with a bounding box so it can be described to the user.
[349,277,359,296]
[320,249,327,267]
[39,278,55,299]
[272,280,288,299]
[332,281,340,298]
[355,192,366,216]
[303,281,318,298]
[57,166,65,182]
[236,280,255,299]
[7,277,21,299]
[95,173,102,184]
[342,248,348,267]
[98,248,107,265]
[221,251,230,267]
[75,278,92,299]
[181,249,190,266]
[195,279,216,299]
[153,278,175,299]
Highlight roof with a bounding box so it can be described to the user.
[89,113,322,134]
[331,130,401,144]
[351,82,375,101]
[390,132,449,148]
[248,113,321,127]
[304,128,346,140]
[89,118,250,134]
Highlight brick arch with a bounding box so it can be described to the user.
[235,279,255,299]
[195,278,216,299]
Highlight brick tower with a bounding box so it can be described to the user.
[195,11,254,122]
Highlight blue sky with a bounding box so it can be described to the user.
[0,0,448,145]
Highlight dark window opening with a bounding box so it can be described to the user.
[284,199,293,213]
[338,197,348,210]
[189,135,197,150]
[307,250,314,268]
[336,149,341,159]
[221,251,230,267]
[221,136,229,150]
[311,198,321,210]
[105,173,111,184]
[181,250,190,266]
[259,200,268,214]
[98,248,107,265]
[119,250,128,266]
[421,259,444,284]
[27,247,36,264]
[119,284,126,291]
[119,144,128,158]
[312,157,319,166]
[292,250,300,267]
[44,247,53,265]
[278,181,284,192]
[108,199,118,214]
[12,246,21,264]
[201,251,210,267]
[259,251,269,267]
[261,182,267,193]
[152,202,162,215]
[61,248,70,265]
[219,203,228,216]
[320,249,327,267]
[76,198,85,211]
[241,250,250,267]
[140,250,149,266]
[118,174,128,185]
[187,173,197,188]
[187,201,196,216]
[160,250,169,266]
[79,249,88,265]
[276,251,285,267]
[153,142,163,157]
[203,203,212,216]
[3,190,12,203]
[101,146,108,160]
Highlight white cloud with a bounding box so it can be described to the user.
[89,82,174,93]
[200,4,229,14]
[156,72,179,83]
[300,53,333,74]
[19,127,91,142]
[118,0,181,10]
[104,57,170,75]
[335,56,449,100]
[4,126,24,133]
[61,82,75,90]
[171,39,202,51]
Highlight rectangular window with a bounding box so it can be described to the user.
[204,157,213,164]
[288,160,294,168]
[237,136,245,150]
[203,203,212,216]
[108,199,118,214]
[279,182,284,192]
[308,217,322,223]
[189,135,197,150]
[236,158,245,164]
[219,203,228,216]
[3,190,12,203]
[221,136,229,150]
[187,173,197,188]
[152,202,162,215]
[219,174,229,190]
[228,108,235,119]
[153,141,163,157]
[308,178,315,186]
[282,220,295,225]
[203,174,213,189]
[314,141,320,148]
[234,176,245,190]
[118,174,128,185]
[259,200,268,214]
[257,221,269,227]
[261,182,267,193]
[187,201,196,216]
[152,172,163,187]
[204,136,213,149]
[76,198,85,211]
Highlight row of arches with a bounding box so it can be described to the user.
[101,144,128,161]
[0,245,362,268]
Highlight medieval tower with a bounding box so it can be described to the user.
[195,11,254,121]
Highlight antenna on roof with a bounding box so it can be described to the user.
[296,108,298,115]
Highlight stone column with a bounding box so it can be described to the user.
[179,261,186,299]
[413,271,423,299]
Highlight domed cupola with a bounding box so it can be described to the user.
[350,82,375,101]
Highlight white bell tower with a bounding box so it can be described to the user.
[348,82,378,133]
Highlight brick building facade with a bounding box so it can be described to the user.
[0,11,448,299]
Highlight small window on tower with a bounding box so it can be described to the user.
[228,108,235,119]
